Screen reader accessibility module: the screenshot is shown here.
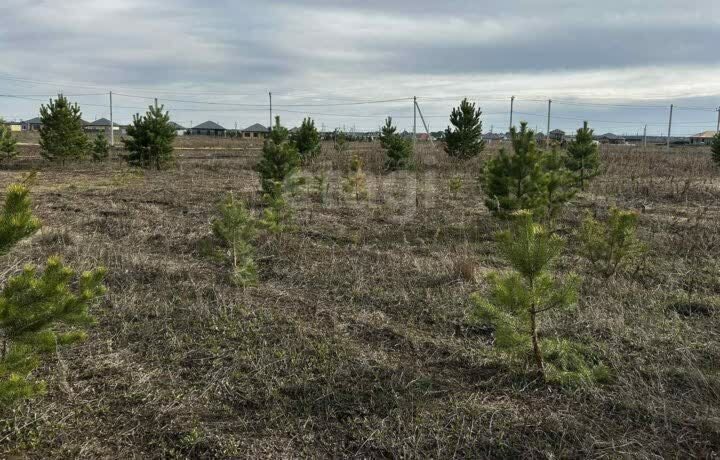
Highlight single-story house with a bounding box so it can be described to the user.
[23,117,43,131]
[482,132,503,143]
[689,131,718,145]
[191,121,226,136]
[242,123,268,138]
[549,129,565,142]
[596,133,626,144]
[84,118,122,135]
[168,122,186,136]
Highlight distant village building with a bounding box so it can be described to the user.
[595,133,626,144]
[22,117,43,131]
[242,123,268,138]
[3,120,22,132]
[482,132,503,143]
[191,121,226,136]
[549,129,565,143]
[168,122,186,136]
[689,131,718,145]
[84,118,122,135]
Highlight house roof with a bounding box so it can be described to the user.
[87,118,120,127]
[691,131,718,138]
[24,117,41,124]
[193,121,225,130]
[243,123,268,132]
[550,129,565,134]
[597,133,623,139]
[168,122,186,130]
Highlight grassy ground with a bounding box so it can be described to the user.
[0,141,718,458]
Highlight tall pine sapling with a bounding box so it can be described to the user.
[0,120,18,163]
[444,98,485,160]
[482,122,549,219]
[0,184,106,406]
[123,105,176,169]
[291,117,321,163]
[380,117,412,171]
[212,193,258,286]
[472,212,605,384]
[39,94,88,165]
[91,133,110,161]
[565,121,600,191]
[711,132,720,167]
[256,116,300,199]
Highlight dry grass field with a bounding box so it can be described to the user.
[0,140,718,457]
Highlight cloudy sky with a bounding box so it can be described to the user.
[1,0,719,135]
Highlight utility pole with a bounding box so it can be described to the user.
[643,124,647,148]
[109,91,114,147]
[546,99,552,148]
[667,104,673,151]
[413,96,417,152]
[509,95,515,132]
[716,106,720,133]
[414,98,437,150]
[269,92,272,133]
[154,98,158,109]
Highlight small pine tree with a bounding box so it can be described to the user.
[711,132,720,166]
[472,212,605,384]
[482,122,549,219]
[334,131,349,156]
[380,117,412,170]
[291,117,321,163]
[256,116,300,198]
[123,105,176,170]
[343,154,368,201]
[0,120,18,163]
[39,94,88,165]
[0,184,106,406]
[542,147,577,220]
[212,193,258,286]
[259,187,293,234]
[0,184,41,255]
[578,207,646,277]
[566,121,600,191]
[448,176,463,199]
[444,98,485,160]
[91,133,110,162]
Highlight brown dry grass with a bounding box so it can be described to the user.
[0,141,718,458]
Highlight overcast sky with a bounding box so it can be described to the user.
[1,0,719,135]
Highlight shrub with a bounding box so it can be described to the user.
[711,132,720,167]
[343,154,368,201]
[578,207,647,277]
[380,117,412,171]
[334,131,349,156]
[256,116,300,199]
[212,193,258,286]
[472,211,606,384]
[0,120,18,163]
[123,105,176,170]
[565,121,600,190]
[444,98,485,160]
[0,184,106,407]
[39,94,88,165]
[91,133,110,162]
[291,117,321,163]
